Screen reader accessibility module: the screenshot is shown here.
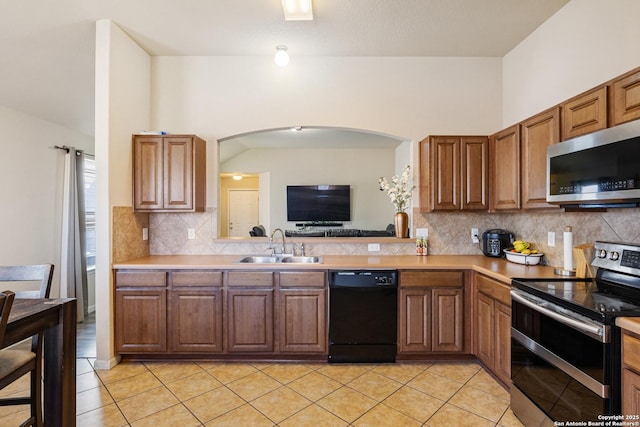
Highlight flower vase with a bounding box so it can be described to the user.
[394,212,409,238]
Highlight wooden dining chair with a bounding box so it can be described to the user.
[0,264,54,427]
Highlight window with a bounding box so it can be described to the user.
[84,155,96,272]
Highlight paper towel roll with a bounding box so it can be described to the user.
[563,226,573,271]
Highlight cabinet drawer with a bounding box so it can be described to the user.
[279,271,326,288]
[172,271,222,287]
[227,271,274,287]
[400,270,463,287]
[623,333,640,369]
[476,274,511,306]
[115,271,167,288]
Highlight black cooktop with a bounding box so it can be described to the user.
[511,278,640,322]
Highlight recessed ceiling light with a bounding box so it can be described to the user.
[232,175,243,181]
[281,0,313,21]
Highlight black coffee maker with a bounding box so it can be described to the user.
[482,229,515,257]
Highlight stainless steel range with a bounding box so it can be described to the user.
[510,241,640,426]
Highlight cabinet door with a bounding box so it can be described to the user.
[163,137,194,210]
[521,108,560,209]
[431,137,460,211]
[227,288,274,352]
[623,368,640,417]
[562,86,608,140]
[116,289,167,353]
[169,288,223,352]
[399,288,431,353]
[490,125,520,211]
[612,67,640,126]
[461,137,489,210]
[432,288,463,352]
[476,292,494,369]
[494,301,512,386]
[279,289,326,353]
[133,136,164,210]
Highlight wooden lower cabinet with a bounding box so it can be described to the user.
[116,288,167,353]
[474,273,511,386]
[169,288,223,352]
[227,288,274,352]
[399,288,431,352]
[278,271,327,353]
[622,331,640,416]
[399,270,466,355]
[279,289,326,352]
[432,288,464,352]
[115,270,168,353]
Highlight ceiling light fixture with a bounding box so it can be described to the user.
[232,175,243,181]
[281,0,313,21]
[274,45,290,67]
[291,126,303,132]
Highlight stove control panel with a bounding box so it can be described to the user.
[593,241,640,275]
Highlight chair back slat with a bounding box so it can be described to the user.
[0,265,54,298]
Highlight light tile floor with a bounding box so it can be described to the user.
[0,359,525,426]
[0,313,525,426]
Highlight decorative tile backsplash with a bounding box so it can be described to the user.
[112,206,150,263]
[112,206,640,268]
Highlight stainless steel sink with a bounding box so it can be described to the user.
[280,256,323,263]
[236,256,282,263]
[236,255,323,264]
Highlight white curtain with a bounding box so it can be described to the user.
[60,147,88,322]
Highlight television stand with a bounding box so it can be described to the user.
[295,222,343,227]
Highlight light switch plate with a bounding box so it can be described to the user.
[142,228,148,241]
[368,243,380,252]
[548,231,556,246]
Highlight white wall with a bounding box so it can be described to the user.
[0,106,93,297]
[151,56,503,207]
[503,0,640,126]
[94,19,150,369]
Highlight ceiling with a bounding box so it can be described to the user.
[0,0,570,137]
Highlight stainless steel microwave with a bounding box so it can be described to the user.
[547,119,640,206]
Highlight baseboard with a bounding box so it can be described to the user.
[93,355,121,370]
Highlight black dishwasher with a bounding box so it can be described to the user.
[328,270,398,363]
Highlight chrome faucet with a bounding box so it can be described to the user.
[269,228,288,255]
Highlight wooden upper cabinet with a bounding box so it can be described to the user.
[461,137,489,210]
[562,86,608,140]
[420,136,488,212]
[133,134,206,212]
[521,107,561,210]
[489,125,520,211]
[611,67,640,126]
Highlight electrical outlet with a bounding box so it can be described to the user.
[188,228,196,239]
[142,228,148,241]
[368,243,380,252]
[471,228,479,243]
[548,231,556,246]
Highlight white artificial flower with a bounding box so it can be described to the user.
[378,165,415,212]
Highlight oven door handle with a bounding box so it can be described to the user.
[510,289,609,343]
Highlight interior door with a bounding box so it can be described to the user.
[228,189,259,237]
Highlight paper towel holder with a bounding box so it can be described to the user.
[554,226,577,276]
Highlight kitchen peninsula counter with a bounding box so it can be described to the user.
[113,254,560,283]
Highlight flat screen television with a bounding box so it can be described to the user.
[286,185,351,222]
